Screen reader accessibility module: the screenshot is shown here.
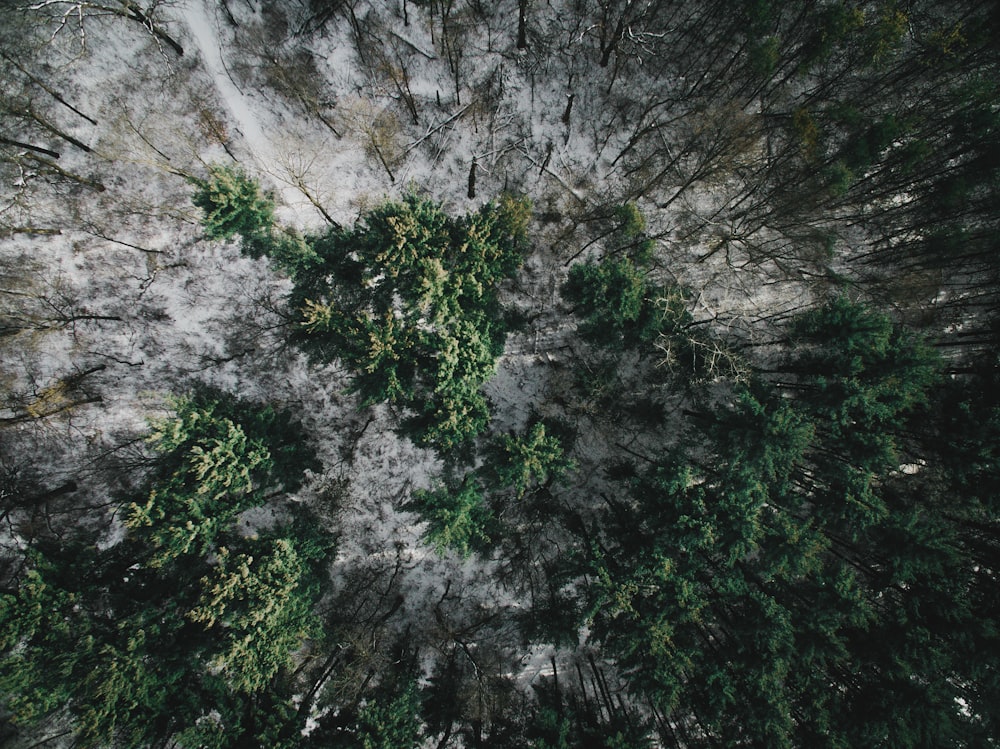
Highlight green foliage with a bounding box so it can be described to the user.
[0,564,83,728]
[564,296,993,747]
[824,114,909,193]
[188,537,320,693]
[792,107,821,160]
[0,395,327,747]
[612,201,655,263]
[243,226,320,275]
[408,316,497,450]
[529,707,572,749]
[125,394,319,567]
[749,35,781,77]
[614,201,646,238]
[823,160,855,195]
[718,388,815,492]
[563,258,643,338]
[0,543,194,746]
[305,675,424,749]
[739,0,775,35]
[935,361,1000,513]
[353,683,422,749]
[72,624,188,747]
[292,192,531,449]
[801,3,866,68]
[11,4,1000,747]
[191,164,275,241]
[790,296,940,454]
[526,679,652,749]
[191,163,318,276]
[212,395,321,492]
[409,474,492,556]
[126,400,273,566]
[410,420,574,555]
[862,5,908,64]
[561,204,685,350]
[562,256,688,349]
[490,422,574,498]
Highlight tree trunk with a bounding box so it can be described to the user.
[22,153,105,191]
[220,0,239,26]
[517,0,528,49]
[0,51,98,125]
[121,2,185,56]
[562,93,574,145]
[599,15,625,68]
[28,481,78,504]
[26,107,91,152]
[0,137,60,159]
[4,226,62,237]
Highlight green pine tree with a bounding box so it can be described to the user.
[191,164,275,241]
[291,192,531,449]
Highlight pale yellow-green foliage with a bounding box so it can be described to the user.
[415,257,450,313]
[926,22,966,57]
[126,404,271,567]
[792,107,820,162]
[363,311,404,377]
[188,540,314,694]
[377,212,439,275]
[24,380,69,419]
[301,298,338,332]
[497,423,574,499]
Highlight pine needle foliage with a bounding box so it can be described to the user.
[0,394,326,747]
[191,164,275,241]
[294,192,531,450]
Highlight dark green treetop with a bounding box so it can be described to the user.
[561,256,687,349]
[294,192,531,450]
[191,164,275,241]
[0,393,327,748]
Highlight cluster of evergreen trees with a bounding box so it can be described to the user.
[179,165,999,746]
[0,393,329,746]
[4,160,998,748]
[554,295,999,746]
[2,0,1000,745]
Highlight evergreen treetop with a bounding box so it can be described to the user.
[191,165,275,241]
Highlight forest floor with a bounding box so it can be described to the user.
[7,0,993,746]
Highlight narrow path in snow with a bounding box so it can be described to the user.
[181,0,276,167]
[181,0,328,225]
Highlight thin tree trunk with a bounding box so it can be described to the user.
[0,50,98,125]
[293,178,342,227]
[220,0,238,26]
[562,93,574,145]
[517,0,528,49]
[26,107,91,152]
[0,396,103,425]
[120,1,185,56]
[27,481,78,503]
[23,153,105,191]
[0,137,60,159]
[4,226,62,237]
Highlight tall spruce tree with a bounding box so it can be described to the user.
[191,164,275,241]
[293,193,531,449]
[0,394,326,747]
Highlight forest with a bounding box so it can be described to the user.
[0,0,998,746]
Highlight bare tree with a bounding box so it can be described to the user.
[336,96,405,184]
[22,0,184,56]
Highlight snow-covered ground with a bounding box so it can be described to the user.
[0,1,824,742]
